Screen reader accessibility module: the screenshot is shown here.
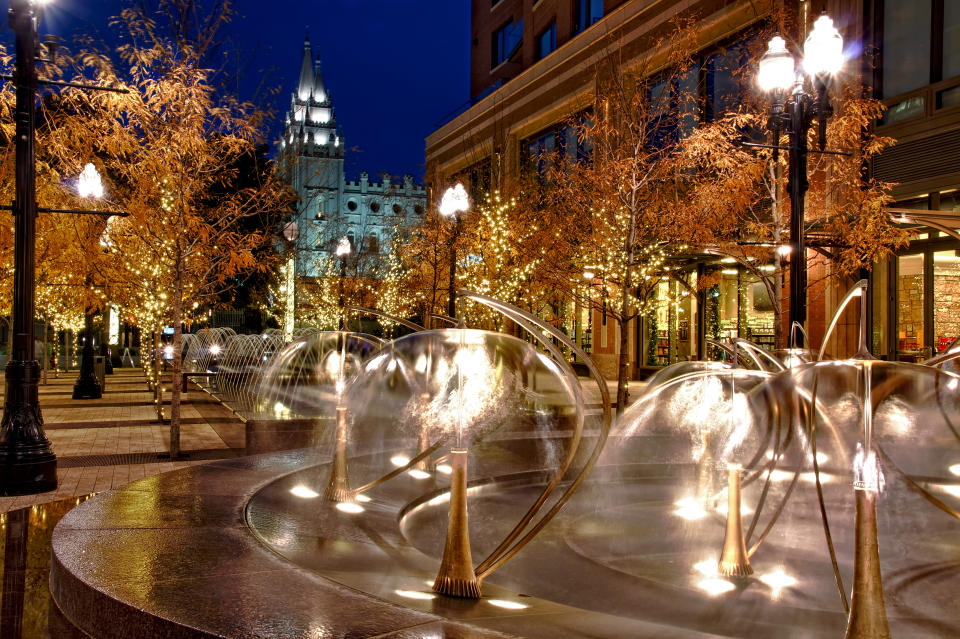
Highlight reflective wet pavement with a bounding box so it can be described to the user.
[0,496,92,639]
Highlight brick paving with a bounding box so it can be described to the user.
[0,366,245,513]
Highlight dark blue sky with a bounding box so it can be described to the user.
[2,0,471,181]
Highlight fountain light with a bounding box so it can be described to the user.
[390,454,411,467]
[436,463,453,475]
[488,599,529,610]
[721,269,738,275]
[335,502,364,514]
[720,257,736,263]
[759,569,797,590]
[809,451,828,465]
[408,469,432,480]
[697,577,735,596]
[395,589,436,601]
[948,378,959,391]
[355,494,371,503]
[777,245,792,256]
[163,345,174,358]
[209,344,221,355]
[693,559,718,576]
[949,463,960,477]
[290,485,319,499]
[673,497,708,520]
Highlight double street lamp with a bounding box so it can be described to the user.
[439,183,469,319]
[2,0,126,494]
[757,15,844,347]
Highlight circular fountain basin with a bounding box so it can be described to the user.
[51,444,959,638]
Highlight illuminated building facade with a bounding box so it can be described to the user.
[278,33,426,278]
[427,0,960,377]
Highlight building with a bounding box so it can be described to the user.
[426,0,960,377]
[278,33,426,279]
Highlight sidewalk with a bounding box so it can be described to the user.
[0,366,245,513]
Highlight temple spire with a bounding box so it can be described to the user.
[297,31,314,100]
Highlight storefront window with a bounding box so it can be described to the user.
[715,268,775,347]
[933,250,960,352]
[896,253,924,361]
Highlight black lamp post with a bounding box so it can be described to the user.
[757,16,844,347]
[335,235,351,329]
[0,0,56,495]
[439,183,469,320]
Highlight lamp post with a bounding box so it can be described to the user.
[757,15,844,347]
[335,235,351,329]
[282,221,298,340]
[0,0,57,495]
[439,183,469,319]
[72,165,108,400]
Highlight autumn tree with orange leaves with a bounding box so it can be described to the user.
[675,85,905,349]
[51,3,293,457]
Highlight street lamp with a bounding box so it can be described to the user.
[439,183,469,319]
[336,236,351,329]
[282,221,298,341]
[73,163,107,400]
[0,0,58,495]
[758,15,844,347]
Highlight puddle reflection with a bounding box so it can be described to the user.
[0,496,93,638]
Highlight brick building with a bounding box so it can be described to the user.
[426,0,960,377]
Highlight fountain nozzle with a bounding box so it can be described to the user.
[717,465,753,578]
[432,449,482,598]
[323,406,351,502]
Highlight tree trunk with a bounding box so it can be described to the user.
[41,318,48,385]
[615,204,638,413]
[169,270,184,459]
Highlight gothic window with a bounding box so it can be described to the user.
[347,199,358,211]
[369,200,380,213]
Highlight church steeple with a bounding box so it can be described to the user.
[281,30,342,159]
[297,30,315,100]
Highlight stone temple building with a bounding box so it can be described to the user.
[277,32,426,278]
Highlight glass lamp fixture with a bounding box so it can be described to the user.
[282,220,299,242]
[803,15,844,76]
[77,163,104,199]
[439,183,469,217]
[757,36,795,93]
[335,236,351,256]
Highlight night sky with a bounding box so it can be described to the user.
[1,0,471,181]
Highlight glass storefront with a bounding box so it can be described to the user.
[877,243,960,362]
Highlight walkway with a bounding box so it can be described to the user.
[0,367,245,513]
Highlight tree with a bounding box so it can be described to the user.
[543,33,698,411]
[675,87,906,348]
[59,4,292,457]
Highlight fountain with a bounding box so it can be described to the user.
[47,285,959,638]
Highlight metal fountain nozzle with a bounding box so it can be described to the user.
[717,464,753,578]
[323,405,351,502]
[432,449,482,598]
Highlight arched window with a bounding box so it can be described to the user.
[366,232,379,254]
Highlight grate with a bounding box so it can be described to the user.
[58,448,243,468]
